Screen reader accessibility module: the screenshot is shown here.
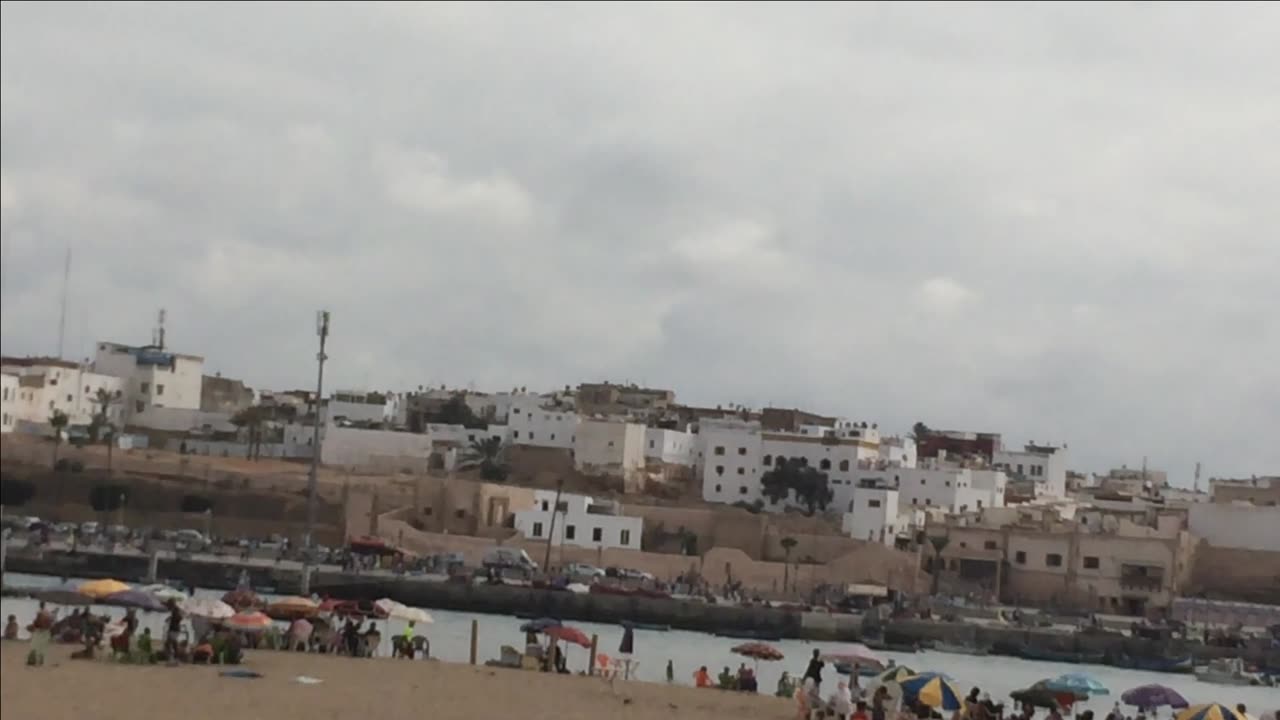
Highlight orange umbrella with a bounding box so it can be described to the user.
[266,596,319,620]
[78,578,132,599]
[226,610,273,632]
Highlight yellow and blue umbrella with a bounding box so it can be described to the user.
[872,664,917,685]
[898,672,964,711]
[1176,705,1247,720]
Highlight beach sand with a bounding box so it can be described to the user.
[1,643,790,720]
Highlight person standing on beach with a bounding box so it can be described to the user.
[666,659,674,683]
[804,648,825,689]
[164,602,184,664]
[4,614,19,640]
[27,602,55,665]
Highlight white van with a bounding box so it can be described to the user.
[482,547,538,572]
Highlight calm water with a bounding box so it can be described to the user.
[2,573,1275,711]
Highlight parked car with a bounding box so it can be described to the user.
[618,568,655,582]
[79,521,100,537]
[105,525,130,539]
[173,529,209,549]
[482,547,539,572]
[565,562,605,578]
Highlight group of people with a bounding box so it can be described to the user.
[688,663,760,692]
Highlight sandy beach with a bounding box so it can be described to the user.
[0,642,789,720]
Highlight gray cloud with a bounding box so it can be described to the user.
[3,2,1278,483]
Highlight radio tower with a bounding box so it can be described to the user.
[1193,461,1201,493]
[56,247,71,358]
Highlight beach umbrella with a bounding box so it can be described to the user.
[519,617,561,633]
[137,584,188,603]
[1012,686,1067,709]
[1176,706,1248,720]
[898,672,964,711]
[226,610,273,632]
[1121,685,1189,709]
[732,642,785,662]
[222,588,261,611]
[181,597,235,620]
[101,589,168,612]
[544,625,591,648]
[871,664,917,686]
[78,578,131,599]
[1045,673,1109,696]
[266,596,320,620]
[373,599,433,624]
[820,643,884,669]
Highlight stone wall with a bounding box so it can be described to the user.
[1188,545,1280,604]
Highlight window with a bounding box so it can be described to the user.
[135,400,145,413]
[763,454,773,466]
[715,465,725,476]
[1015,551,1027,564]
[1046,553,1063,567]
[714,484,722,493]
[592,527,603,542]
[620,529,631,545]
[1016,464,1023,474]
[541,501,549,511]
[66,394,73,402]
[649,440,655,449]
[84,385,90,394]
[839,460,849,471]
[868,499,882,508]
[959,542,967,548]
[156,384,165,396]
[551,433,556,441]
[1083,556,1100,569]
[455,509,466,519]
[945,480,951,487]
[739,486,748,495]
[714,446,725,456]
[920,478,926,485]
[141,382,150,394]
[911,498,918,505]
[565,525,576,540]
[607,440,614,447]
[532,522,544,537]
[513,430,520,439]
[984,540,998,550]
[819,459,831,470]
[737,447,746,455]
[977,500,984,509]
[925,498,932,506]
[737,467,745,475]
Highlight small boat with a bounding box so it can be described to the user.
[865,639,922,654]
[714,629,783,642]
[933,642,989,656]
[1018,646,1105,664]
[1109,654,1193,674]
[1195,658,1260,686]
[834,662,883,677]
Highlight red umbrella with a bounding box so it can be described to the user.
[544,625,591,648]
[226,610,273,632]
[732,642,785,662]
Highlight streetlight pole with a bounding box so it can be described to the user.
[301,310,330,595]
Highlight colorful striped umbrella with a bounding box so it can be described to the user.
[872,664,917,685]
[181,597,234,620]
[819,643,884,668]
[898,672,964,711]
[732,642,785,662]
[1176,705,1247,720]
[226,610,273,632]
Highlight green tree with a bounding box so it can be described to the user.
[231,406,270,460]
[912,422,931,441]
[433,394,482,428]
[761,458,834,515]
[928,533,951,595]
[92,388,119,476]
[780,536,798,593]
[48,409,70,469]
[461,436,508,482]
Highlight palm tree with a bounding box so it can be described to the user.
[49,409,70,469]
[460,437,508,482]
[928,533,951,595]
[780,536,798,593]
[230,406,268,460]
[93,389,119,476]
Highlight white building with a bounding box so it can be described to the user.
[324,390,396,425]
[513,490,643,551]
[573,419,646,480]
[0,357,126,428]
[1,373,17,433]
[645,427,696,467]
[841,483,901,546]
[508,395,578,449]
[879,435,918,468]
[994,443,1069,497]
[1187,502,1280,552]
[895,463,1007,513]
[92,341,203,428]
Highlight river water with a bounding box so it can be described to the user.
[2,573,1274,711]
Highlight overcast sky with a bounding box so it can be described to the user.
[2,2,1277,484]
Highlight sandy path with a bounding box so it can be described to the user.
[0,643,789,720]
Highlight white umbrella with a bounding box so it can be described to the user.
[181,596,235,619]
[139,584,188,603]
[374,598,434,624]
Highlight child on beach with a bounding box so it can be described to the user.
[4,614,18,640]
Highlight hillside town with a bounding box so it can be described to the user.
[3,328,1276,625]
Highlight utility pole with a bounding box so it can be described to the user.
[543,478,564,573]
[301,310,330,595]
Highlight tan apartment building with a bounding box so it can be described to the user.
[930,505,1197,616]
[1210,476,1279,506]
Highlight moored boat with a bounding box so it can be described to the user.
[933,641,989,656]
[1194,657,1261,686]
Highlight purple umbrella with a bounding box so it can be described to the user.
[1120,685,1188,709]
[101,589,167,612]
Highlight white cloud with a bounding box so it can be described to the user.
[916,277,977,314]
[377,146,534,228]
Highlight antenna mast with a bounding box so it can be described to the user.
[56,247,71,358]
[152,308,167,349]
[1193,461,1201,493]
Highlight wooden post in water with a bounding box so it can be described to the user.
[588,634,598,676]
[469,619,478,665]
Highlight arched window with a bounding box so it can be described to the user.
[839,460,850,471]
[819,459,831,470]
